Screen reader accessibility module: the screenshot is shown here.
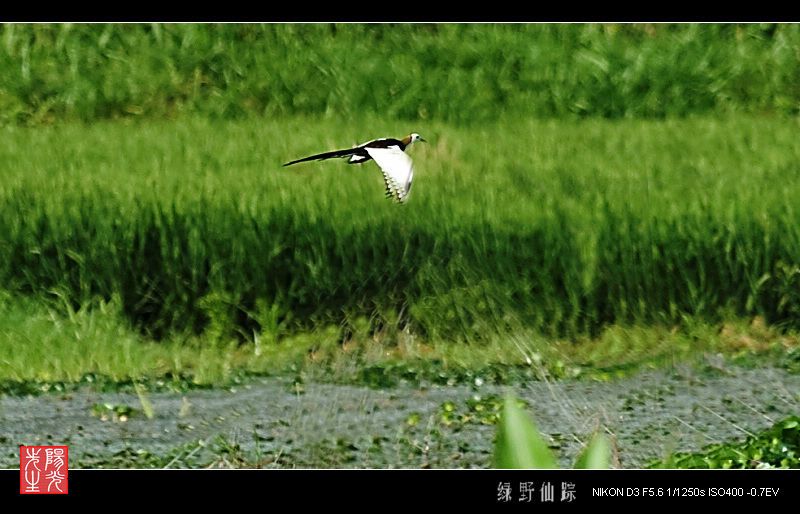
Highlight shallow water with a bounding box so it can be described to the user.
[2,365,798,468]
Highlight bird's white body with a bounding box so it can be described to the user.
[364,144,414,203]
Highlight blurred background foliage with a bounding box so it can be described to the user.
[0,23,798,126]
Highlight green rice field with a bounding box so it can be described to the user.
[2,22,800,380]
[1,23,800,469]
[3,109,800,382]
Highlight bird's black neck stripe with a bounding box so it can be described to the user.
[364,138,404,151]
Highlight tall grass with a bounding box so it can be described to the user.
[1,116,799,343]
[0,23,798,125]
[2,22,800,349]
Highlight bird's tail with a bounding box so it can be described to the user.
[283,148,359,166]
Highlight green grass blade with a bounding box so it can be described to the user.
[134,382,155,419]
[493,391,557,469]
[574,434,610,469]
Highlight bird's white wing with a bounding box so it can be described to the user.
[365,146,414,203]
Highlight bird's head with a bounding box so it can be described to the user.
[407,133,425,146]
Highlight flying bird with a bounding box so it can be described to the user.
[283,133,425,203]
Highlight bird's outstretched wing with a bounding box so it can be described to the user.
[365,145,413,203]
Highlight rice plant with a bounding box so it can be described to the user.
[1,115,799,346]
[2,23,800,385]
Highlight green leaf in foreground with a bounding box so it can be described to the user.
[493,391,609,469]
[493,392,557,469]
[573,433,609,469]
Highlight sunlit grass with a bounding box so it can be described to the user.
[0,292,284,386]
[1,115,800,385]
[2,288,797,388]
